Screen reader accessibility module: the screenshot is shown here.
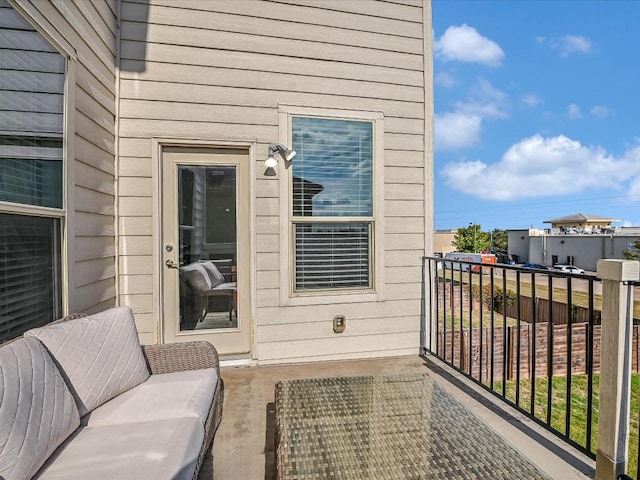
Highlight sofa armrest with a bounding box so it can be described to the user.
[141,341,220,376]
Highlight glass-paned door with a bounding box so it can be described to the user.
[162,147,250,355]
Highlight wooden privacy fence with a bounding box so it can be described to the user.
[499,296,600,325]
[437,323,640,381]
[436,277,610,325]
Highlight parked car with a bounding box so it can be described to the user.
[521,263,550,270]
[551,264,585,274]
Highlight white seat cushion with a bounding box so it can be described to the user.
[85,368,218,428]
[0,337,80,480]
[25,306,150,417]
[34,418,203,480]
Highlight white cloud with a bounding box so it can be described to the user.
[435,72,458,88]
[435,113,482,151]
[590,105,615,117]
[441,134,640,201]
[627,176,640,199]
[567,104,583,119]
[453,78,510,119]
[539,35,592,57]
[435,24,505,67]
[522,94,542,108]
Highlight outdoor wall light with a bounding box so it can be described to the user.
[265,143,296,168]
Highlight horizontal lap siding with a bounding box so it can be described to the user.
[118,0,430,358]
[19,0,117,314]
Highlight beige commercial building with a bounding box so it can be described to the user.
[2,0,433,364]
[508,214,639,271]
[434,229,457,256]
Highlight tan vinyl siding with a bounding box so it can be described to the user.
[118,0,431,360]
[15,0,117,314]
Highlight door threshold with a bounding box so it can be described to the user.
[220,354,255,368]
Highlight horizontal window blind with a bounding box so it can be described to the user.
[0,214,62,342]
[294,223,371,290]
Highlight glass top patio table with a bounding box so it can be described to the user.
[275,373,549,479]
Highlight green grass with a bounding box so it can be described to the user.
[491,374,640,475]
[437,311,517,330]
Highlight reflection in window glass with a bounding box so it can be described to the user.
[0,0,65,208]
[177,165,238,331]
[292,117,372,217]
[205,167,236,245]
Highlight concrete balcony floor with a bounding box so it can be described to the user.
[198,355,595,479]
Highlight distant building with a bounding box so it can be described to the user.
[544,213,620,232]
[508,213,638,271]
[434,229,457,257]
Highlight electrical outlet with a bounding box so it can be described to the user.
[333,315,346,333]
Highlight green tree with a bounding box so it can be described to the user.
[623,239,640,260]
[453,224,492,252]
[490,229,508,252]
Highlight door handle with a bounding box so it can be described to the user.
[165,259,181,269]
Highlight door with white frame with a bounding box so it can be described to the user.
[161,146,251,355]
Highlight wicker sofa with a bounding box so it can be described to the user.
[0,306,223,480]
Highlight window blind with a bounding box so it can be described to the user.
[294,223,370,290]
[0,214,62,342]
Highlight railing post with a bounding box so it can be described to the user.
[595,259,640,479]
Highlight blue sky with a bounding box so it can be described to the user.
[433,0,640,231]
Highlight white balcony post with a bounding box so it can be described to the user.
[595,259,640,479]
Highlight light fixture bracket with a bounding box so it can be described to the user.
[268,143,296,162]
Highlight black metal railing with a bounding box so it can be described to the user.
[420,256,601,459]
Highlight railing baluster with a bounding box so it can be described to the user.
[566,277,573,438]
[429,261,440,355]
[490,268,495,389]
[469,269,474,377]
[586,277,594,454]
[459,267,464,371]
[516,270,522,407]
[502,271,507,397]
[547,274,554,428]
[479,269,484,384]
[531,273,537,416]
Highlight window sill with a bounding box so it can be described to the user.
[280,289,384,307]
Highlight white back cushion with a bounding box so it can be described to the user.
[198,261,225,287]
[0,337,80,479]
[180,263,212,291]
[25,306,150,417]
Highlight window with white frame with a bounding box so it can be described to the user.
[290,116,375,292]
[0,0,65,341]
